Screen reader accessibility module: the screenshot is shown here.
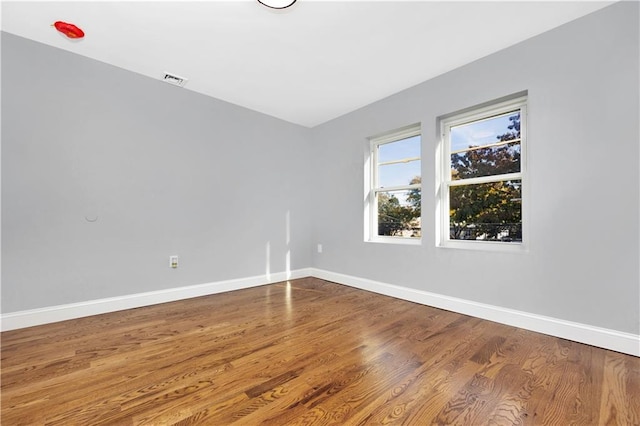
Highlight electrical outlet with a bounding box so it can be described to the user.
[170,255,179,268]
[317,244,323,253]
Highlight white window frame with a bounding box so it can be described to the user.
[366,124,422,244]
[438,96,527,251]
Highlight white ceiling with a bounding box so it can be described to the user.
[1,1,614,127]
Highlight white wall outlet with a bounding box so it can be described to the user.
[317,244,323,253]
[170,255,179,268]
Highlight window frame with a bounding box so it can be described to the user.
[366,124,422,245]
[438,96,528,251]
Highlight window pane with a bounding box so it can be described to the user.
[451,142,520,180]
[377,189,421,238]
[451,111,520,152]
[379,161,421,188]
[449,180,521,242]
[378,135,420,164]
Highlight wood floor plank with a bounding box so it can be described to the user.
[2,277,638,425]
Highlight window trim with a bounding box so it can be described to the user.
[367,124,422,244]
[438,96,528,251]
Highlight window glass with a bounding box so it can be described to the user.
[377,189,421,238]
[368,127,421,242]
[440,96,526,248]
[378,135,421,163]
[449,180,522,242]
[451,111,521,180]
[450,111,520,151]
[379,160,421,188]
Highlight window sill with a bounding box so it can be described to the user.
[367,237,422,246]
[438,239,527,253]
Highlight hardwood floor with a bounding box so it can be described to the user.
[2,277,639,425]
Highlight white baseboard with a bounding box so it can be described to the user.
[2,267,638,357]
[310,268,640,357]
[0,268,312,332]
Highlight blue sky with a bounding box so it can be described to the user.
[377,111,518,190]
[378,135,420,188]
[451,111,518,152]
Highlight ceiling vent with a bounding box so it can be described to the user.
[162,72,188,87]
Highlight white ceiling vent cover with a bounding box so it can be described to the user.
[162,72,188,87]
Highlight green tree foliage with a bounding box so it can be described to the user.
[375,113,522,240]
[449,181,521,240]
[377,178,421,237]
[377,193,406,236]
[449,113,522,241]
[406,176,421,217]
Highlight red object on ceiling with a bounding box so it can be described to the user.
[53,21,84,39]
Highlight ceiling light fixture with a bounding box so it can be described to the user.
[257,0,297,10]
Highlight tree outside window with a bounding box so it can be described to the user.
[441,96,527,246]
[369,127,421,242]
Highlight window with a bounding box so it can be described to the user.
[439,96,526,249]
[368,125,421,243]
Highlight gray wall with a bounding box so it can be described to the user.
[310,1,640,334]
[2,32,312,312]
[2,2,639,336]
